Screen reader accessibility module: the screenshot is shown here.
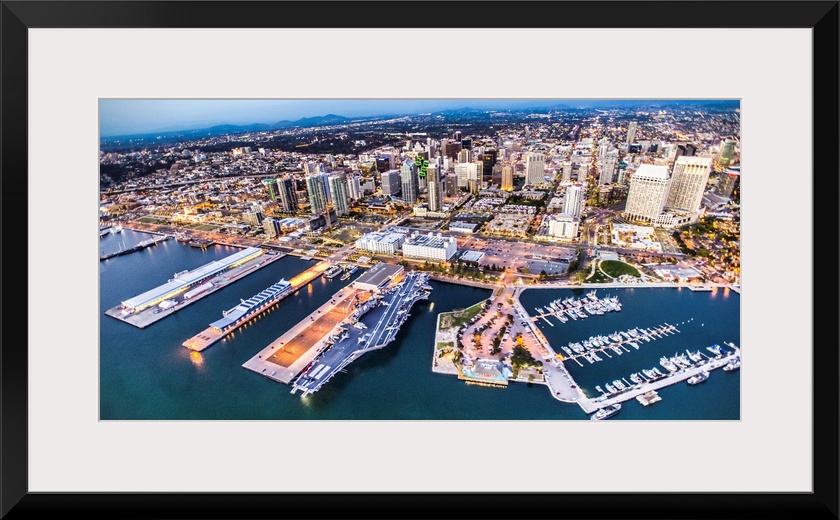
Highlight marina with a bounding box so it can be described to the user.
[531,290,622,324]
[104,246,285,328]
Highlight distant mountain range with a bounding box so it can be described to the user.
[101,100,739,143]
[101,113,356,142]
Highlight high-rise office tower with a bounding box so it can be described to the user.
[526,152,546,184]
[623,164,671,223]
[347,174,363,200]
[501,165,515,191]
[445,173,460,197]
[714,168,740,199]
[564,183,585,219]
[577,163,589,182]
[600,154,618,185]
[427,175,443,211]
[457,149,471,164]
[666,156,713,214]
[277,176,299,213]
[262,178,279,201]
[305,174,328,215]
[328,174,350,216]
[380,170,401,197]
[481,149,497,182]
[562,161,573,183]
[461,137,472,150]
[627,122,637,144]
[400,160,418,204]
[453,131,462,142]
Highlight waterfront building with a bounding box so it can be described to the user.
[119,247,264,313]
[355,231,407,255]
[242,209,263,227]
[624,164,671,223]
[352,263,405,292]
[380,169,402,197]
[262,217,281,237]
[277,176,298,213]
[328,174,350,216]
[526,152,546,185]
[402,232,458,262]
[306,173,329,215]
[400,160,418,204]
[546,214,579,240]
[665,156,712,215]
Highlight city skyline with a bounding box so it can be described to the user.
[99,98,738,138]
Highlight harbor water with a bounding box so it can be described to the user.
[100,230,739,420]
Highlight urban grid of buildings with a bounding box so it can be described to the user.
[101,103,740,284]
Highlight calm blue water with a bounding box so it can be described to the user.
[100,230,739,420]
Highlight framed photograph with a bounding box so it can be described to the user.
[4,1,837,518]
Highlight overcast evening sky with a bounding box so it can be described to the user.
[99,99,695,138]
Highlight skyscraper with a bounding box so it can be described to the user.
[624,164,671,223]
[305,173,328,215]
[481,149,497,182]
[564,183,585,219]
[445,173,460,197]
[427,175,443,211]
[714,168,740,199]
[501,165,514,191]
[562,161,573,183]
[347,174,363,200]
[277,176,298,213]
[525,152,546,185]
[457,149,471,164]
[599,154,618,185]
[718,138,736,168]
[328,174,350,216]
[665,156,713,214]
[626,122,637,144]
[380,170,401,197]
[262,178,279,201]
[400,160,418,204]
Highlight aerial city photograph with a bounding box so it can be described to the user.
[99,99,741,421]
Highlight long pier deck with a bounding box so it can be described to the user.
[290,272,431,396]
[241,285,363,384]
[182,261,329,351]
[575,344,741,414]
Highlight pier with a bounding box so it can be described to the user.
[104,247,284,328]
[241,284,361,384]
[575,344,740,414]
[100,234,171,260]
[181,261,329,351]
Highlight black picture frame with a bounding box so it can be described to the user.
[2,1,837,519]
